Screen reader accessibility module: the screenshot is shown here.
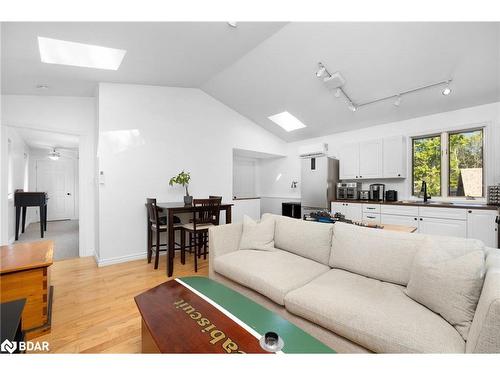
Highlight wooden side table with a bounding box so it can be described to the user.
[0,241,54,338]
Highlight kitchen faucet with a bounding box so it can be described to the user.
[418,180,431,203]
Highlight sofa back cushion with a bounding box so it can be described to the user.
[405,241,486,340]
[330,222,487,286]
[239,215,275,251]
[274,215,333,265]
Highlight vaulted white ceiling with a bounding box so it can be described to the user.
[1,22,286,96]
[2,22,499,142]
[202,22,500,141]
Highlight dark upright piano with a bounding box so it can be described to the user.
[14,190,48,240]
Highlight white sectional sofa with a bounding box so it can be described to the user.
[208,214,500,353]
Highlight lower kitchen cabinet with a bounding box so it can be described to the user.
[467,209,499,248]
[381,214,419,227]
[331,202,363,222]
[418,216,467,238]
[363,212,381,224]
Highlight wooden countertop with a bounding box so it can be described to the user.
[381,224,417,233]
[332,199,499,211]
[0,240,54,274]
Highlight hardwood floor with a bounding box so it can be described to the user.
[27,252,208,353]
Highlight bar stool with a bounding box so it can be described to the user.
[180,197,221,272]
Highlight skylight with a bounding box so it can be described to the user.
[268,111,307,132]
[38,37,126,70]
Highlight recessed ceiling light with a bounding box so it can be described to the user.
[268,111,307,132]
[38,37,126,70]
[227,22,238,28]
[348,103,357,112]
[394,95,402,106]
[442,86,452,96]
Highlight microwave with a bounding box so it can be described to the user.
[337,182,362,200]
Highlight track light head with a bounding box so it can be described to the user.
[316,64,326,78]
[442,86,451,96]
[348,103,357,112]
[394,95,402,107]
[334,88,341,98]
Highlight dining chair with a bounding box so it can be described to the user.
[180,197,222,272]
[146,198,183,269]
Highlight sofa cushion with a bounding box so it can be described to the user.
[239,215,275,251]
[274,214,333,265]
[214,249,330,305]
[330,222,423,285]
[406,242,486,340]
[284,269,465,353]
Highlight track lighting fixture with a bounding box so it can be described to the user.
[316,63,327,78]
[316,61,453,112]
[442,82,452,96]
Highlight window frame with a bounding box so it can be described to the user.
[410,125,486,200]
[411,133,442,197]
[447,128,484,198]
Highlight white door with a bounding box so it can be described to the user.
[467,209,499,247]
[383,136,407,178]
[36,159,75,221]
[339,143,359,180]
[359,139,383,179]
[418,217,467,238]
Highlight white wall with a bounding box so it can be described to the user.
[4,127,30,241]
[1,95,97,256]
[97,83,287,263]
[259,102,500,209]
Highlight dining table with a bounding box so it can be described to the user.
[153,202,233,277]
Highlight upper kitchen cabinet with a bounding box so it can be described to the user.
[383,136,407,178]
[359,139,383,179]
[338,135,406,180]
[339,143,360,180]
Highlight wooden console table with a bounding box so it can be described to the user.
[0,240,54,338]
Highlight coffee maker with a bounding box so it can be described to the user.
[369,184,385,201]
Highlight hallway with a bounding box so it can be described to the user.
[16,220,79,260]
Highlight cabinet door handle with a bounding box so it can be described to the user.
[468,210,472,213]
[419,218,423,221]
[414,217,417,221]
[367,215,376,219]
[367,207,375,210]
[397,174,401,177]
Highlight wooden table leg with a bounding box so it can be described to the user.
[15,206,21,240]
[22,207,27,233]
[146,212,152,263]
[226,206,232,224]
[167,209,174,277]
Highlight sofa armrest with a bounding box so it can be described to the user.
[208,223,242,277]
[466,267,500,353]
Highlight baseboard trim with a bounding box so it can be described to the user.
[96,251,147,267]
[8,236,14,244]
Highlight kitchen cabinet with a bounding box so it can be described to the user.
[331,202,362,221]
[383,136,407,178]
[418,216,467,238]
[338,136,406,180]
[363,212,381,224]
[467,209,499,248]
[338,144,359,180]
[381,214,419,227]
[359,139,383,179]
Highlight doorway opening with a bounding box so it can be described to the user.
[5,126,80,260]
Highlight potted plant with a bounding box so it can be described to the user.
[169,170,192,205]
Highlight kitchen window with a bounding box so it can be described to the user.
[412,128,484,198]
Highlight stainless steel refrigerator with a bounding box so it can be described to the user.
[300,156,339,218]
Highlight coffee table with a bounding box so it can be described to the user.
[134,276,335,354]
